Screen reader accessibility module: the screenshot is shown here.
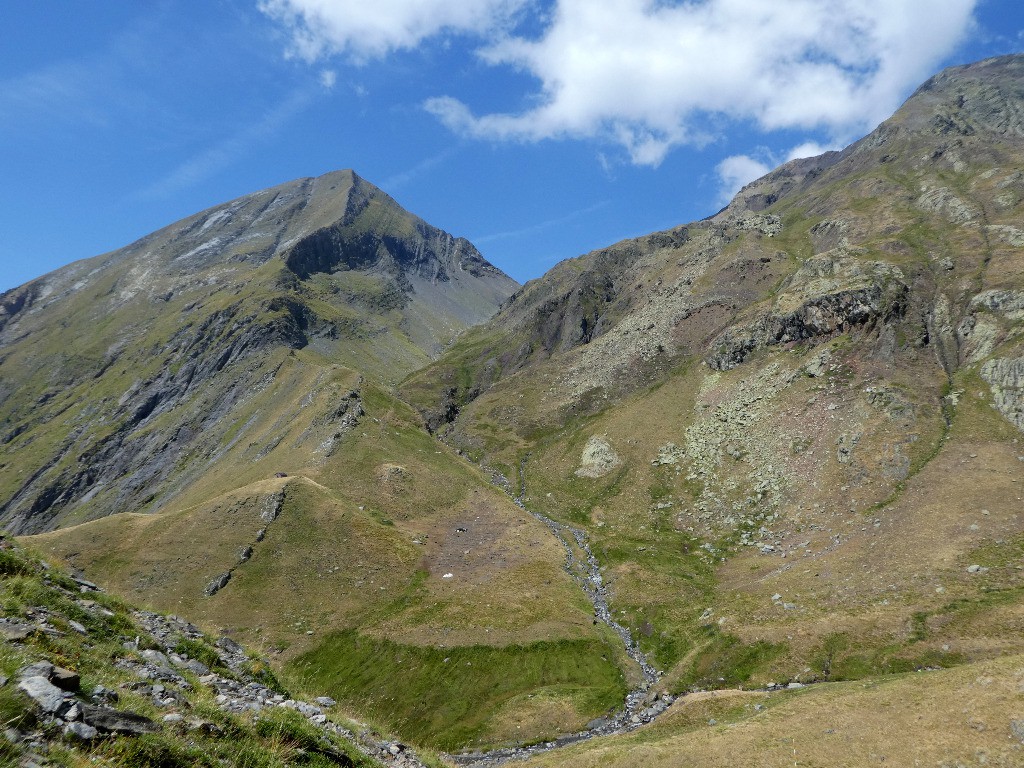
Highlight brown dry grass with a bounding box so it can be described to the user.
[519,654,1024,768]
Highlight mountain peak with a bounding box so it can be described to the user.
[0,171,517,533]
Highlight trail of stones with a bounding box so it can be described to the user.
[133,610,428,768]
[450,458,672,766]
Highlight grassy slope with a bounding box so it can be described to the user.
[397,63,1024,706]
[27,383,628,751]
[520,653,1024,768]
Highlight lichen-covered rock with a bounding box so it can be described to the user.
[576,437,622,478]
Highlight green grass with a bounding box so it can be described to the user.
[675,626,787,691]
[286,629,627,751]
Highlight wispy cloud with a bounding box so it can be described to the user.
[257,0,527,61]
[380,147,458,191]
[472,200,610,245]
[141,87,317,199]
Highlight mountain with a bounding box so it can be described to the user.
[397,54,1024,754]
[11,55,1024,763]
[4,171,630,752]
[0,170,517,534]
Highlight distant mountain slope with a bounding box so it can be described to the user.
[0,170,517,533]
[401,53,1024,700]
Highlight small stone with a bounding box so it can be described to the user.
[142,649,173,668]
[183,659,210,676]
[186,718,222,735]
[216,636,244,654]
[163,713,184,723]
[64,721,98,740]
[81,704,158,734]
[68,620,88,635]
[1011,719,1024,743]
[315,696,336,707]
[967,564,982,573]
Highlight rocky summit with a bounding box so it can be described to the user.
[4,55,1024,767]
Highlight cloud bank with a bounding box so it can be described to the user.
[262,0,978,167]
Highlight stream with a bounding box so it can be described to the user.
[447,458,672,766]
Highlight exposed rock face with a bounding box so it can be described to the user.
[707,254,908,371]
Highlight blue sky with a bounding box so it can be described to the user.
[2,1,1023,293]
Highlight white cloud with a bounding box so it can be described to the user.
[430,0,978,165]
[319,69,337,88]
[260,0,978,167]
[258,0,526,61]
[716,154,772,205]
[786,141,839,161]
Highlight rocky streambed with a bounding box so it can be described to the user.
[449,459,672,766]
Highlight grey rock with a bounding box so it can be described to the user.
[80,704,158,734]
[1011,719,1024,742]
[18,676,69,714]
[18,662,54,680]
[184,659,211,676]
[981,357,1024,431]
[91,685,119,705]
[50,667,80,692]
[63,721,98,740]
[315,696,337,707]
[707,253,908,371]
[0,622,33,641]
[216,636,244,655]
[204,571,231,596]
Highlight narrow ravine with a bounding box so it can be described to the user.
[448,457,673,766]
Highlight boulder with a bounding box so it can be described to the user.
[80,704,158,735]
[18,676,69,714]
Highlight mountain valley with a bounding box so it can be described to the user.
[3,55,1024,766]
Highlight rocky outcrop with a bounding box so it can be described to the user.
[981,357,1024,430]
[707,253,908,370]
